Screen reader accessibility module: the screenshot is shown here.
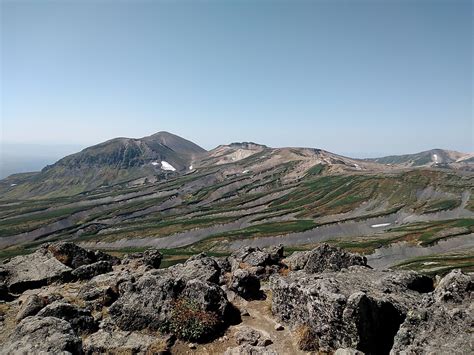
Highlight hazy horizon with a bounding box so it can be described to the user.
[1,0,473,161]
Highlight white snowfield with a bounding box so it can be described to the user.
[151,162,160,166]
[371,223,391,228]
[433,154,438,163]
[189,165,193,170]
[161,161,176,171]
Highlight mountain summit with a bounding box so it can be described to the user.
[2,132,206,198]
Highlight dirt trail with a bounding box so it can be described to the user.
[171,290,303,354]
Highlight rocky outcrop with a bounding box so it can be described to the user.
[36,301,98,335]
[168,253,222,283]
[83,330,174,354]
[391,269,473,354]
[0,242,471,354]
[2,242,119,294]
[71,260,113,280]
[270,267,429,353]
[1,316,82,354]
[228,245,285,281]
[230,269,261,300]
[46,242,119,269]
[283,244,368,273]
[109,270,232,340]
[2,248,73,293]
[122,248,163,269]
[16,294,47,321]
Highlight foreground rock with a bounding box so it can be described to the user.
[83,330,174,354]
[109,271,234,341]
[36,301,98,335]
[2,242,120,294]
[391,269,473,353]
[2,248,73,293]
[0,242,471,354]
[1,316,82,354]
[270,267,432,353]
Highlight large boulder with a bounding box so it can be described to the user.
[230,245,284,269]
[391,270,473,354]
[2,248,72,294]
[228,245,285,280]
[82,330,174,354]
[37,301,98,335]
[109,273,184,331]
[16,294,47,321]
[270,267,428,353]
[122,248,163,269]
[109,271,232,341]
[291,244,368,274]
[1,316,82,354]
[282,250,311,271]
[167,253,222,284]
[45,242,119,268]
[230,269,262,300]
[71,260,113,280]
[2,243,119,294]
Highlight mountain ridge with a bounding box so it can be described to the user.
[1,132,473,199]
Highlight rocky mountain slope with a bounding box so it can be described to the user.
[367,149,474,170]
[0,132,206,199]
[0,242,471,354]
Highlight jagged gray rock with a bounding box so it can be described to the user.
[303,244,368,273]
[1,316,82,354]
[122,248,163,269]
[168,253,222,283]
[83,330,174,354]
[45,242,108,268]
[270,267,428,353]
[2,248,72,293]
[109,270,232,341]
[109,273,184,331]
[224,344,279,355]
[391,269,473,354]
[282,250,311,271]
[37,301,98,335]
[230,269,261,300]
[16,294,46,321]
[71,260,113,280]
[235,326,272,346]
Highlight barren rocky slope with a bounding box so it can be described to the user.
[0,242,471,354]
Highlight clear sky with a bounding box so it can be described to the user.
[1,0,473,157]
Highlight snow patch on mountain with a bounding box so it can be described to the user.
[161,161,176,171]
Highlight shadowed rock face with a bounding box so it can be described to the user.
[270,267,431,354]
[391,270,474,354]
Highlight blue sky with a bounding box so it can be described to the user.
[1,0,472,157]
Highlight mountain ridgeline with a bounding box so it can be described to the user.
[0,132,473,200]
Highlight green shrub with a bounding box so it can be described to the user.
[168,298,220,341]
